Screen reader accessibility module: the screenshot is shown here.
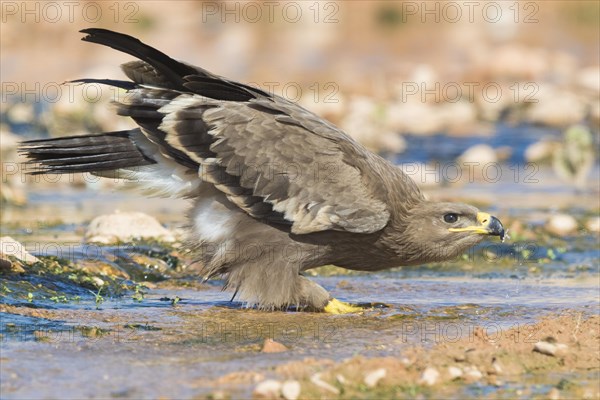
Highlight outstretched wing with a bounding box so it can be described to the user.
[75,29,404,234]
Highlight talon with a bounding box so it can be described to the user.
[323,298,363,314]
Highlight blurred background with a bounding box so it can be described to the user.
[1,0,599,226]
[1,4,599,398]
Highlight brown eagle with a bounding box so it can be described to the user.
[21,29,504,313]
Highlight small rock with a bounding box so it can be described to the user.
[419,367,439,386]
[546,214,578,236]
[335,374,347,385]
[0,236,39,264]
[85,211,175,244]
[491,359,503,375]
[527,87,586,127]
[548,387,560,400]
[438,101,478,133]
[0,128,27,206]
[310,373,339,395]
[400,357,413,366]
[253,379,282,398]
[459,144,498,165]
[524,140,558,163]
[207,390,228,400]
[364,368,386,388]
[0,258,18,273]
[533,341,568,357]
[457,144,500,182]
[576,66,600,93]
[447,366,463,380]
[386,100,443,135]
[261,339,288,353]
[583,388,596,399]
[463,366,483,382]
[281,380,301,400]
[585,216,600,233]
[7,103,35,123]
[91,277,105,288]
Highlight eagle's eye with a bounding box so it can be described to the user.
[443,213,459,223]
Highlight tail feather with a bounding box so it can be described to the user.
[19,130,155,174]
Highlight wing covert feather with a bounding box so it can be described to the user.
[157,94,390,234]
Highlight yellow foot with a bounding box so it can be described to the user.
[323,298,363,314]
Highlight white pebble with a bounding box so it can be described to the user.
[459,144,498,165]
[253,379,281,398]
[534,341,568,357]
[492,360,503,374]
[585,216,600,233]
[91,277,105,287]
[548,387,560,400]
[364,368,386,388]
[547,214,578,236]
[0,236,39,264]
[447,366,463,380]
[419,367,439,386]
[463,366,483,381]
[335,374,347,385]
[85,211,175,244]
[524,140,557,163]
[281,380,301,400]
[310,373,339,395]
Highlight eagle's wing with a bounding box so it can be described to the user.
[80,29,397,234]
[154,95,391,234]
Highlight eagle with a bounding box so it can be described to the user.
[21,29,505,313]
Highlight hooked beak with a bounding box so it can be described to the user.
[449,212,505,240]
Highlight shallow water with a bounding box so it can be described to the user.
[2,274,598,399]
[1,126,599,398]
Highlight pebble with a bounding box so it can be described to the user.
[463,366,483,382]
[253,379,282,398]
[364,368,386,388]
[85,211,176,244]
[585,217,600,233]
[0,236,39,264]
[576,66,600,93]
[281,380,301,400]
[310,373,339,395]
[447,366,463,380]
[459,144,498,165]
[386,100,443,135]
[546,214,578,236]
[548,387,561,400]
[261,339,288,353]
[208,390,228,400]
[533,341,568,357]
[527,86,586,127]
[491,359,503,375]
[0,258,19,273]
[91,277,105,288]
[524,140,557,163]
[419,367,439,386]
[335,374,347,385]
